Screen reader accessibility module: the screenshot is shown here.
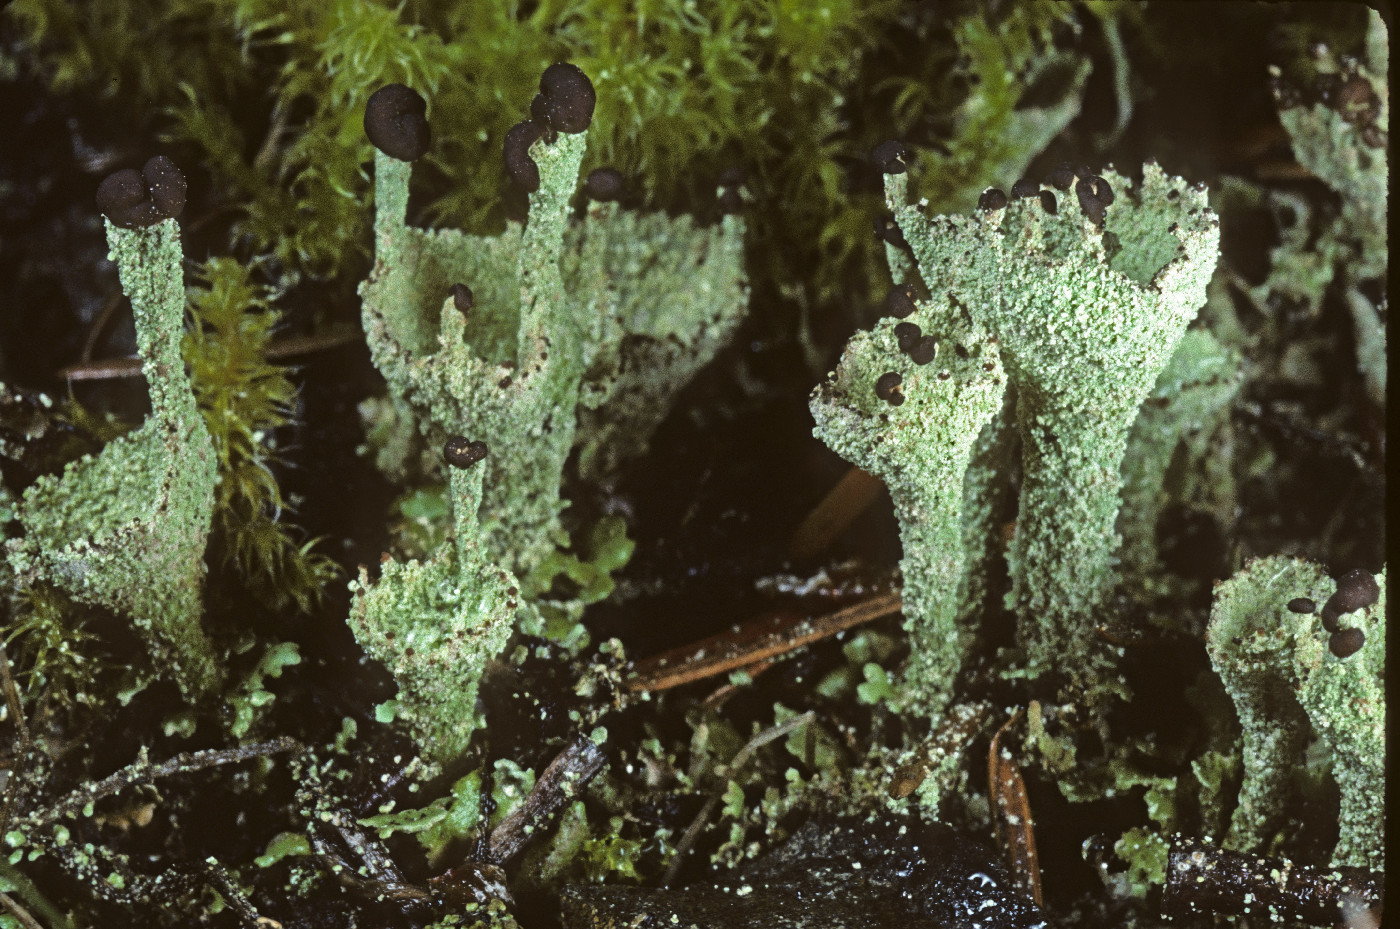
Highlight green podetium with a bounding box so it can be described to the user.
[1116,327,1242,609]
[813,155,1220,719]
[975,165,1218,695]
[358,75,747,576]
[1206,558,1385,870]
[810,150,1006,722]
[6,158,223,699]
[349,438,516,767]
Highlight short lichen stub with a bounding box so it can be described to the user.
[358,75,747,575]
[810,302,1004,719]
[349,437,517,766]
[7,214,222,699]
[1207,558,1385,870]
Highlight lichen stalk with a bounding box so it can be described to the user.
[373,149,411,249]
[8,219,223,699]
[1207,558,1386,869]
[978,167,1219,695]
[360,112,746,577]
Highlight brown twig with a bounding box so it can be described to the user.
[988,708,1042,907]
[0,893,44,929]
[35,737,302,826]
[788,466,884,561]
[487,734,607,865]
[623,591,903,695]
[57,330,362,382]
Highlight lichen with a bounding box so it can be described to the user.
[814,162,1221,712]
[809,170,1006,725]
[360,102,747,576]
[6,219,223,699]
[1206,557,1385,869]
[348,453,517,767]
[985,165,1220,697]
[1116,327,1243,608]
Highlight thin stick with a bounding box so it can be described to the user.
[662,711,815,887]
[58,330,361,382]
[79,294,126,364]
[201,857,264,928]
[624,591,902,694]
[35,737,301,826]
[988,708,1042,907]
[488,735,606,865]
[0,642,31,834]
[0,643,30,748]
[701,658,775,710]
[788,467,883,561]
[0,893,44,929]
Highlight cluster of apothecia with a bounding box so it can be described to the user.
[96,155,187,228]
[1270,50,1386,148]
[870,141,911,249]
[974,161,1114,225]
[503,63,597,193]
[893,322,937,366]
[866,143,942,407]
[363,71,596,327]
[1285,568,1378,658]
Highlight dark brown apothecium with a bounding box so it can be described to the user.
[450,284,475,315]
[96,156,187,229]
[444,436,489,469]
[908,335,937,366]
[504,119,549,192]
[364,84,431,161]
[978,187,1008,211]
[585,167,625,202]
[870,140,909,175]
[536,63,596,134]
[874,371,904,406]
[884,283,918,319]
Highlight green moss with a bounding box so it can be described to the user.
[0,582,102,713]
[906,3,1093,214]
[183,258,338,613]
